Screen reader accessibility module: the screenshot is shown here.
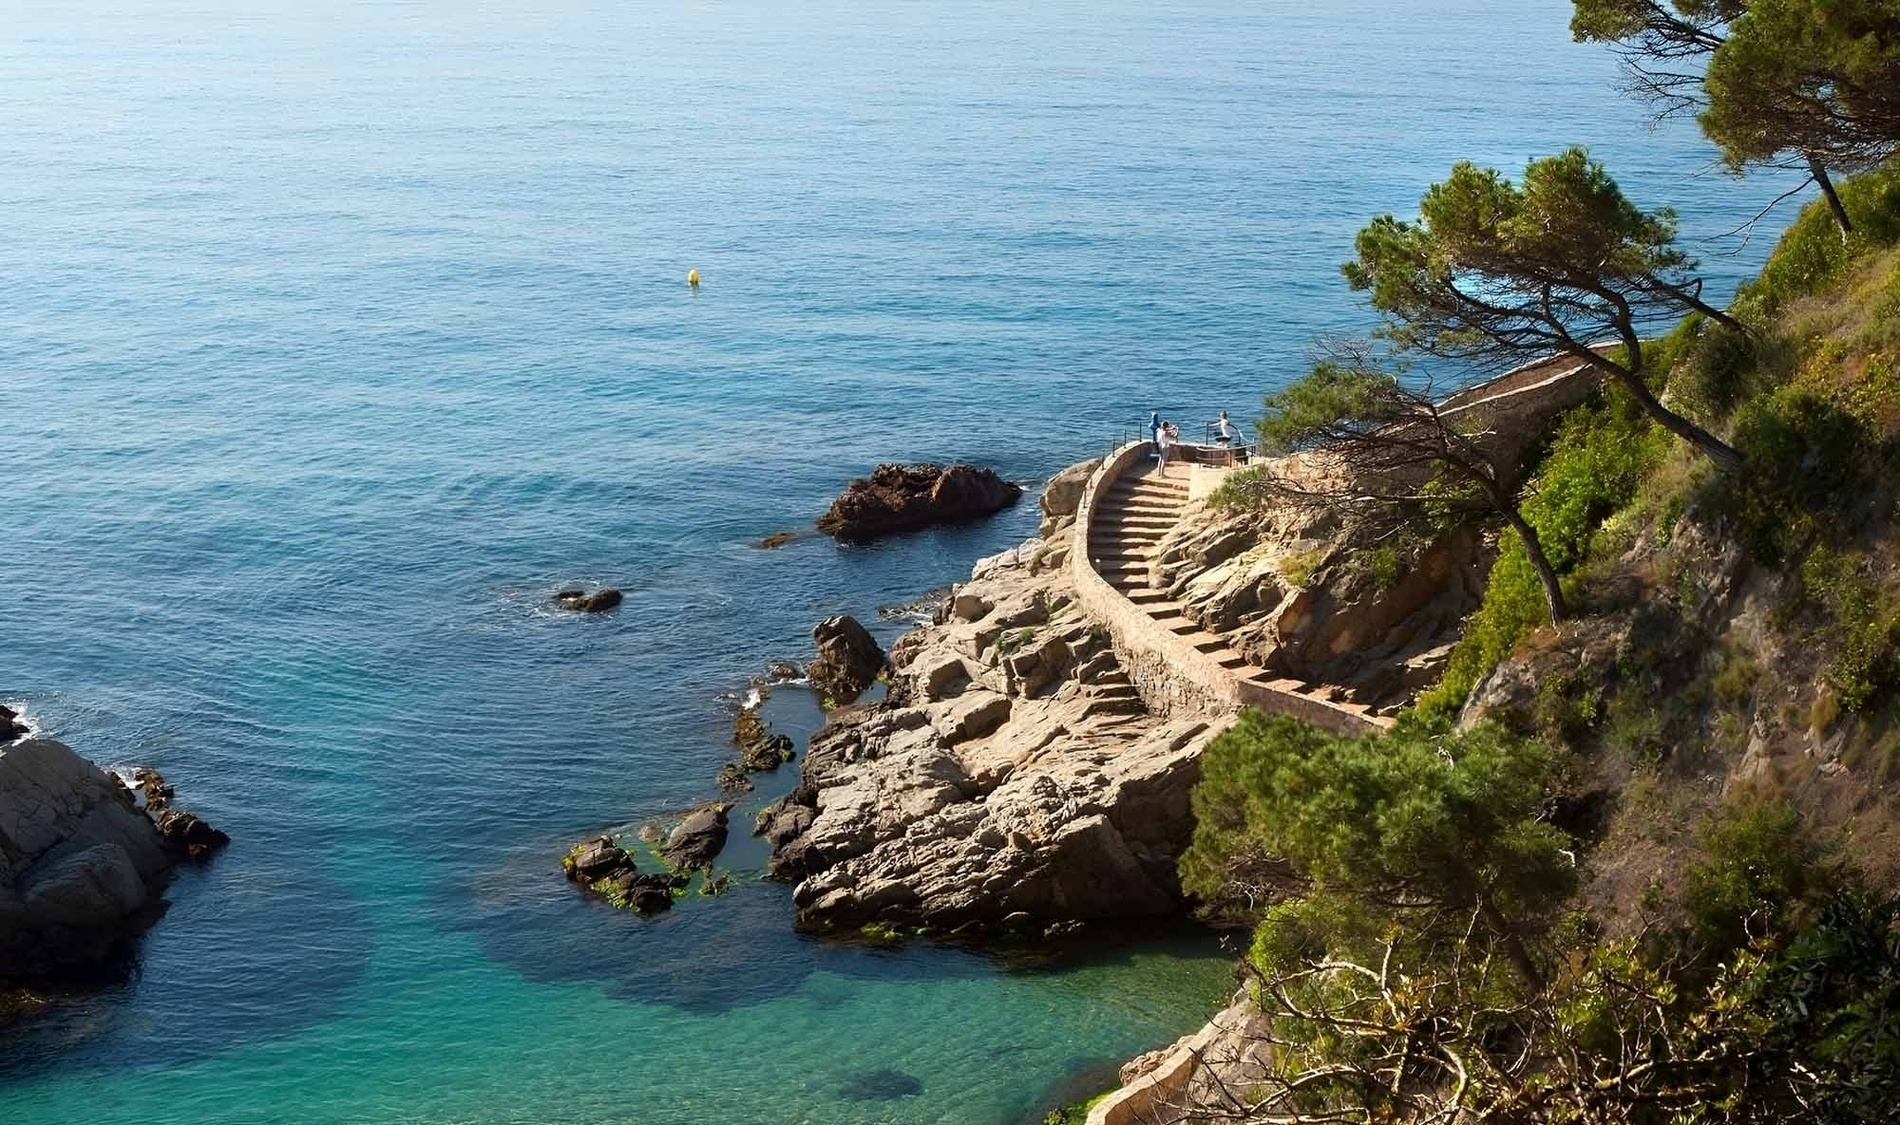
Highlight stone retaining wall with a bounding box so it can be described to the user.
[1069,442,1383,737]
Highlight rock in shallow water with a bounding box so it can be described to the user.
[561,836,677,915]
[660,804,731,870]
[553,587,623,613]
[808,615,885,706]
[837,1067,924,1101]
[0,704,27,745]
[816,463,1022,543]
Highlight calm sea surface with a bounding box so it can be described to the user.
[1,2,1794,1122]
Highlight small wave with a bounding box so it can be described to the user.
[878,586,952,622]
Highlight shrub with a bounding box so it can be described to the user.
[1709,389,1877,565]
[1184,710,1571,988]
[1417,389,1664,720]
[1737,164,1900,323]
[1683,800,1821,956]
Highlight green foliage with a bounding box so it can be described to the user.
[1345,148,1698,371]
[1665,312,1771,424]
[1702,1,1900,173]
[1683,800,1822,955]
[995,628,1038,655]
[1418,390,1665,720]
[1739,163,1900,321]
[1714,389,1879,564]
[1039,1092,1111,1125]
[1800,544,1900,712]
[1276,548,1325,589]
[1357,543,1401,591]
[1183,711,1572,984]
[1255,361,1403,453]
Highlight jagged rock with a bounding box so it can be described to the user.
[764,660,805,683]
[0,739,182,979]
[0,705,26,745]
[153,809,229,861]
[661,804,731,870]
[766,497,1224,937]
[553,587,623,613]
[1038,458,1101,539]
[741,733,795,772]
[809,615,885,705]
[563,837,676,914]
[817,463,1023,542]
[564,836,637,883]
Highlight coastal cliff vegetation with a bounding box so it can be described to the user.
[1154,6,1900,1121]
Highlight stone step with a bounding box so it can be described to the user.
[1079,697,1147,719]
[1114,477,1188,494]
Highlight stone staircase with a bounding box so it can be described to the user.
[1086,462,1390,732]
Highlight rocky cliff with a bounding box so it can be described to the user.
[1144,492,1489,713]
[762,461,1225,937]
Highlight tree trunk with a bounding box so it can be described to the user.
[1585,353,1744,471]
[1809,155,1854,239]
[1478,892,1545,994]
[1502,509,1568,625]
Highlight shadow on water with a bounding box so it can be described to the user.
[453,680,1231,1014]
[0,859,372,1081]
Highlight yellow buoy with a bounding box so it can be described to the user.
[687,269,700,288]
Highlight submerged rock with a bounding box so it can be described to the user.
[837,1067,924,1101]
[553,587,623,613]
[816,463,1022,543]
[740,733,795,773]
[808,615,885,706]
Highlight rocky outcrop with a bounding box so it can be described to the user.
[0,739,211,980]
[1039,458,1101,539]
[0,705,27,745]
[562,836,679,914]
[134,767,230,861]
[1083,992,1276,1125]
[808,615,886,705]
[817,463,1023,542]
[1145,492,1489,712]
[553,587,623,613]
[661,803,731,871]
[763,528,1225,938]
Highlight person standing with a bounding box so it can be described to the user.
[1158,420,1178,476]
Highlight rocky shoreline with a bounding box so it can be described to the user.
[756,459,1229,939]
[0,719,227,990]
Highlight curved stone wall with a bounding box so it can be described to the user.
[1069,441,1384,736]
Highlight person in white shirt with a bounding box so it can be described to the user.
[1215,411,1238,444]
[1158,421,1179,476]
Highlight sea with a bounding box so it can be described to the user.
[0,1,1798,1122]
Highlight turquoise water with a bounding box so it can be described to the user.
[1,1,1794,1121]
